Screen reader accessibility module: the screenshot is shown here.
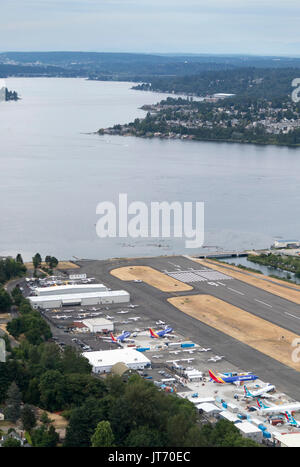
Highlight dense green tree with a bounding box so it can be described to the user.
[32,253,42,270]
[0,258,26,285]
[45,256,59,269]
[91,420,115,447]
[4,381,22,422]
[64,398,105,447]
[2,437,21,447]
[11,286,24,306]
[31,424,59,447]
[16,254,24,264]
[60,346,92,375]
[0,289,12,313]
[21,404,37,432]
[38,370,66,412]
[125,426,161,447]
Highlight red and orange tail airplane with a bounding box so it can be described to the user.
[208,369,226,383]
[110,332,117,342]
[149,328,159,338]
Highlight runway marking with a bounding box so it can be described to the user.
[227,287,245,296]
[168,294,300,372]
[285,312,300,320]
[188,257,300,305]
[255,299,272,308]
[166,268,232,284]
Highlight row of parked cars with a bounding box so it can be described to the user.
[71,337,91,351]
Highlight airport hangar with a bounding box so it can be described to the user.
[34,283,107,296]
[29,290,130,309]
[82,348,151,374]
[82,317,114,333]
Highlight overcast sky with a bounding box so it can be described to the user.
[0,0,299,56]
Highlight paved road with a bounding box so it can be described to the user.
[75,255,300,400]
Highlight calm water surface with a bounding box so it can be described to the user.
[0,78,300,261]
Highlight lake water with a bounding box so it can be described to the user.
[1,78,300,261]
[221,256,300,285]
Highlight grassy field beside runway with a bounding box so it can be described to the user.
[190,258,300,305]
[110,265,193,292]
[168,294,300,372]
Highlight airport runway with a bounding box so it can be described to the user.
[75,255,300,399]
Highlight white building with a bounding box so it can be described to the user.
[196,403,222,417]
[272,239,300,249]
[82,318,114,333]
[219,410,240,424]
[35,283,107,296]
[273,432,300,447]
[83,348,151,374]
[183,369,203,382]
[236,421,263,443]
[29,290,130,309]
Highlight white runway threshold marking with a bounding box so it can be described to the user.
[254,299,273,308]
[227,287,245,296]
[285,312,300,320]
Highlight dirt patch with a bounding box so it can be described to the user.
[190,258,300,305]
[25,261,79,270]
[0,313,11,320]
[110,266,193,292]
[168,294,300,372]
[36,409,68,438]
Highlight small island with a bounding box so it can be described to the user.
[0,86,19,102]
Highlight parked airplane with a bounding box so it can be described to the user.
[106,315,113,320]
[110,331,131,343]
[199,347,211,352]
[244,384,275,399]
[128,317,140,321]
[149,327,173,338]
[208,356,224,362]
[209,369,258,384]
[256,398,300,414]
[128,304,139,308]
[284,411,300,428]
[156,320,166,325]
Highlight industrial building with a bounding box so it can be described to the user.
[272,239,300,249]
[35,283,107,296]
[82,317,114,333]
[82,348,151,374]
[235,421,263,443]
[273,432,300,448]
[29,290,130,309]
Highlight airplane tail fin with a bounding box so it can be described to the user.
[244,385,251,397]
[149,328,158,338]
[110,332,117,342]
[256,398,269,409]
[285,411,295,424]
[208,369,224,383]
[256,398,263,408]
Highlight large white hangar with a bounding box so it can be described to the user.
[83,348,151,374]
[29,290,130,309]
[35,284,107,296]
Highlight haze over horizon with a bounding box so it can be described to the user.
[0,0,299,56]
